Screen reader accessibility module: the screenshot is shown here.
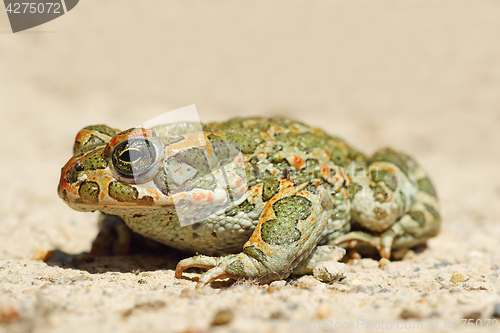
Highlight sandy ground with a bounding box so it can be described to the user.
[1,1,500,332]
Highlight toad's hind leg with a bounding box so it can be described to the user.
[175,180,334,287]
[334,148,440,259]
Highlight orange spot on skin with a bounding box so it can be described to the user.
[338,167,346,181]
[108,128,155,149]
[175,192,188,200]
[145,188,162,200]
[286,154,305,170]
[229,173,243,187]
[320,164,330,177]
[258,151,267,160]
[192,190,213,203]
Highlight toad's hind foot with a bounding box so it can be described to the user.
[335,148,440,259]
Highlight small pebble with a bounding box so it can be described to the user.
[180,288,196,299]
[353,285,374,293]
[211,309,234,326]
[197,287,214,296]
[450,273,465,283]
[360,258,378,269]
[350,278,362,286]
[270,280,286,288]
[313,261,346,283]
[270,311,287,320]
[400,308,421,319]
[434,262,452,269]
[463,311,481,320]
[434,273,445,282]
[316,304,331,319]
[297,276,323,289]
[378,258,390,268]
[493,302,500,318]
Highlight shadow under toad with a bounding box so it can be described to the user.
[45,243,189,274]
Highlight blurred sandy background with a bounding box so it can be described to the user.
[1,1,499,332]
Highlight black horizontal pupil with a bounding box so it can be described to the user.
[112,139,157,177]
[119,147,142,163]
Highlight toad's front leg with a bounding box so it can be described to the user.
[175,180,334,287]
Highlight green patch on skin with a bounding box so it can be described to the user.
[274,132,324,154]
[109,181,138,202]
[175,148,211,175]
[65,167,79,184]
[83,125,118,137]
[82,154,108,171]
[329,147,348,167]
[260,195,312,246]
[153,169,171,196]
[418,178,437,197]
[262,179,280,201]
[225,200,256,217]
[349,184,363,197]
[372,186,389,203]
[424,203,440,221]
[371,170,398,191]
[225,132,257,154]
[369,150,409,177]
[226,259,246,276]
[243,245,267,262]
[79,181,100,204]
[208,134,242,166]
[269,153,284,164]
[305,159,320,179]
[409,210,426,226]
[348,148,366,164]
[65,153,107,184]
[305,182,319,195]
[80,135,105,151]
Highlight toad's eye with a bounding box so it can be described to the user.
[112,138,161,183]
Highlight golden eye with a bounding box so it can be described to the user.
[112,139,159,180]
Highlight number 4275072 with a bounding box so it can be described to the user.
[444,319,498,330]
[5,2,62,14]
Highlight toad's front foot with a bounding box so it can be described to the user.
[175,253,265,288]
